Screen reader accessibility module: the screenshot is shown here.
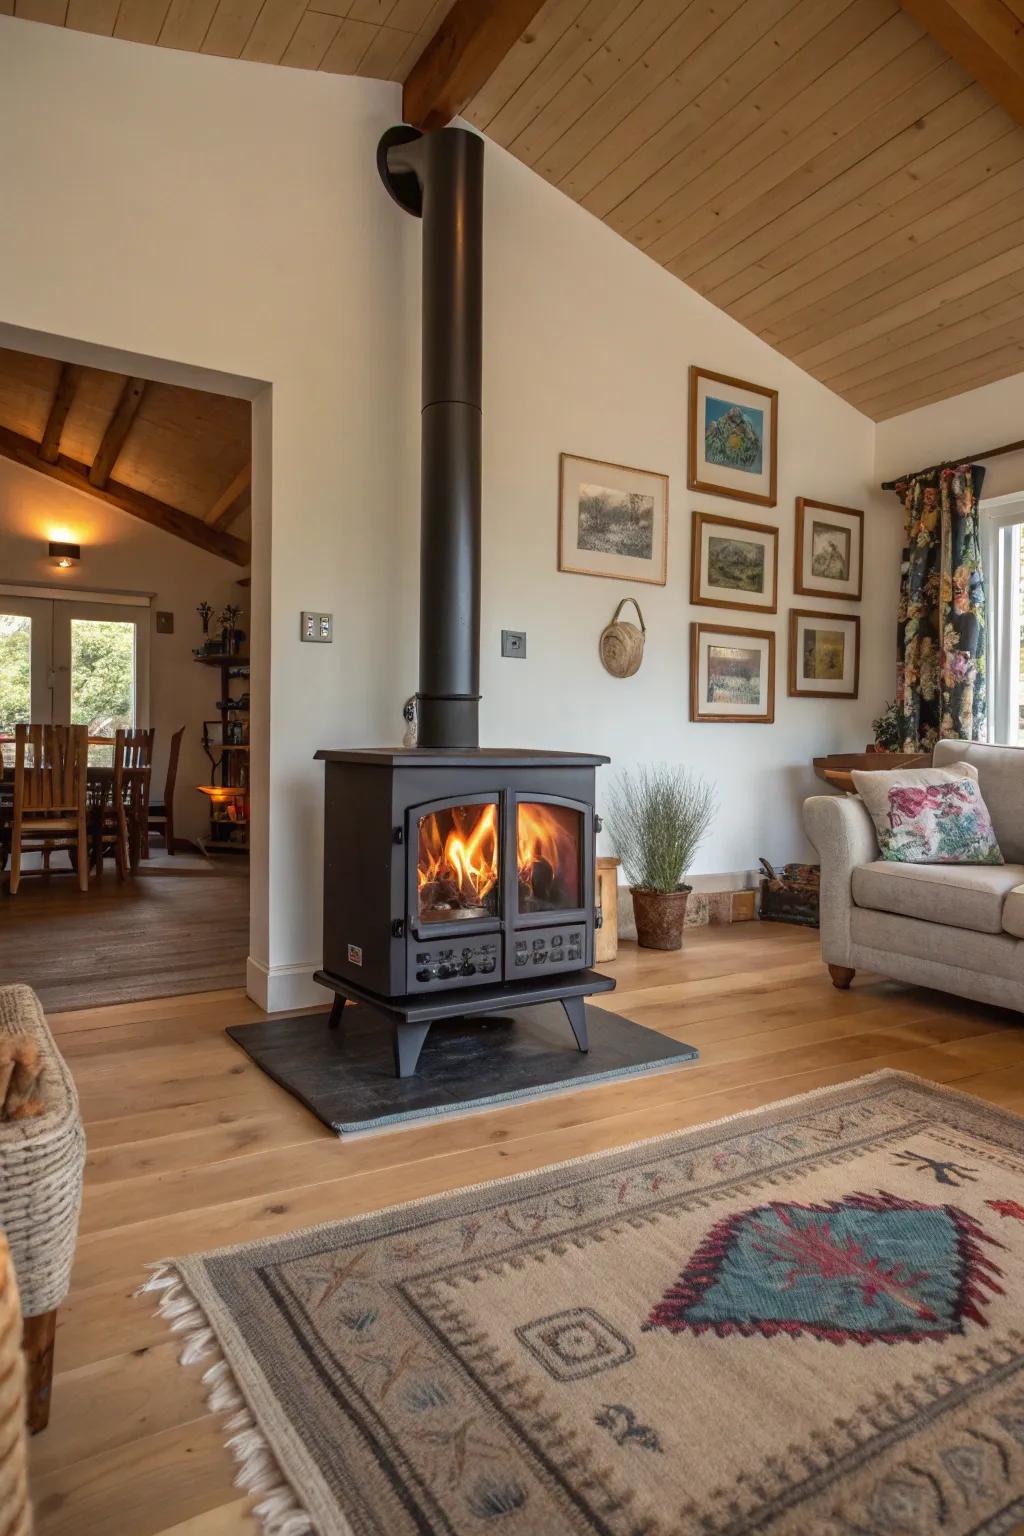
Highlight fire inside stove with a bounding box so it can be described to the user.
[416,800,582,925]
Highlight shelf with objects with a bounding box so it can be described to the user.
[193,602,250,855]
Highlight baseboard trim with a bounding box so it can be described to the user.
[246,958,331,1014]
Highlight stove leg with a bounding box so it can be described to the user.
[394,1021,431,1078]
[562,995,589,1053]
[327,995,347,1031]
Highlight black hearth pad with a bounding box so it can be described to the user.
[226,1003,698,1136]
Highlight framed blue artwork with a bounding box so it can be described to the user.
[688,366,778,507]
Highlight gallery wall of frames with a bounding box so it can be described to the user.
[557,364,864,726]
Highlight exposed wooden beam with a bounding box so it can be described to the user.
[898,0,1024,129]
[204,463,251,527]
[403,0,547,133]
[0,424,250,566]
[38,363,83,464]
[89,376,147,488]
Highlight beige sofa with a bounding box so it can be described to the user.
[804,740,1024,1012]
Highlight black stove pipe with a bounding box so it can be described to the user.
[378,125,483,750]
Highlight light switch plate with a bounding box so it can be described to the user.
[501,629,526,658]
[155,611,174,634]
[301,611,333,643]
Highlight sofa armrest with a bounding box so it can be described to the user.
[803,795,879,967]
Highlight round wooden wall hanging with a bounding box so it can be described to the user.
[599,598,646,678]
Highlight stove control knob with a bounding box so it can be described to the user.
[416,969,431,982]
[481,958,496,973]
[460,963,476,977]
[437,964,454,979]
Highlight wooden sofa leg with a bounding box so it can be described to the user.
[829,965,856,991]
[23,1308,56,1433]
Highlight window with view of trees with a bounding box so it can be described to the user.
[0,614,31,738]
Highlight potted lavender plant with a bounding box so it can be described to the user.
[605,765,716,950]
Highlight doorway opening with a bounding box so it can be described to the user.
[0,331,265,1013]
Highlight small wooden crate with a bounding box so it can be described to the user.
[758,859,820,928]
[595,856,620,962]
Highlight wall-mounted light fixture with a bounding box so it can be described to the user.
[48,541,80,570]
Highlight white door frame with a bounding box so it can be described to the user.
[0,595,54,724]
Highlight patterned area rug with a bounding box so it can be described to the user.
[143,1071,1024,1535]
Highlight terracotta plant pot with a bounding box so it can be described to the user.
[630,885,691,951]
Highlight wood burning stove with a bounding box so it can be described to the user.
[314,748,613,1074]
[314,124,615,1077]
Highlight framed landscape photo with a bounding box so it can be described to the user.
[795,498,863,601]
[788,608,860,699]
[688,366,778,507]
[690,622,775,723]
[559,453,668,586]
[690,510,778,614]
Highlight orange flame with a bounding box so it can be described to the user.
[418,803,498,907]
[516,801,576,889]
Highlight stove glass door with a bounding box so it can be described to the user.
[416,799,500,927]
[516,799,583,916]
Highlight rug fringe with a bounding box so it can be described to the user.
[138,1264,316,1536]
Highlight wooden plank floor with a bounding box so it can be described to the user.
[30,923,1024,1535]
[1,853,248,1012]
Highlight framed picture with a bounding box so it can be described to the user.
[690,622,775,723]
[795,498,863,601]
[690,510,778,613]
[788,608,860,699]
[688,366,778,507]
[559,453,668,586]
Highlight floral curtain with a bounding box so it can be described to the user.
[894,463,987,750]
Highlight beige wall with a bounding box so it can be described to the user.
[0,454,243,844]
[875,372,1024,500]
[0,18,902,1008]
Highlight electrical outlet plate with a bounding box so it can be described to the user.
[301,611,333,643]
[501,629,526,658]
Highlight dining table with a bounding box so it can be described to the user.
[0,735,150,875]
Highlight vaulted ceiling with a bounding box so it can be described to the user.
[8,0,1024,419]
[0,347,251,564]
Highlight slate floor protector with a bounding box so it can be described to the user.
[226,1001,699,1135]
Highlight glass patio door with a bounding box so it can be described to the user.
[0,595,149,749]
[0,598,53,747]
[51,602,148,741]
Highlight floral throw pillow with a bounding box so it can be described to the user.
[879,779,1003,864]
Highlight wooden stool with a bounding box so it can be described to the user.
[595,856,620,963]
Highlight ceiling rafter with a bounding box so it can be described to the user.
[38,363,82,464]
[89,376,147,488]
[204,463,251,529]
[898,0,1024,130]
[0,422,250,565]
[403,0,548,133]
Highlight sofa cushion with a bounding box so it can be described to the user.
[851,860,1024,934]
[850,908,1024,984]
[933,740,1024,862]
[850,761,977,844]
[1004,887,1024,941]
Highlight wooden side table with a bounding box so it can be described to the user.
[595,856,620,963]
[812,751,929,795]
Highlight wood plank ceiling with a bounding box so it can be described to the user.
[0,346,251,563]
[8,0,1024,418]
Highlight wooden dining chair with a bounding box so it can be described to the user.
[146,726,184,856]
[94,729,154,880]
[8,725,89,895]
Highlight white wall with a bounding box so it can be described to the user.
[0,455,243,843]
[875,372,1024,500]
[0,19,900,1006]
